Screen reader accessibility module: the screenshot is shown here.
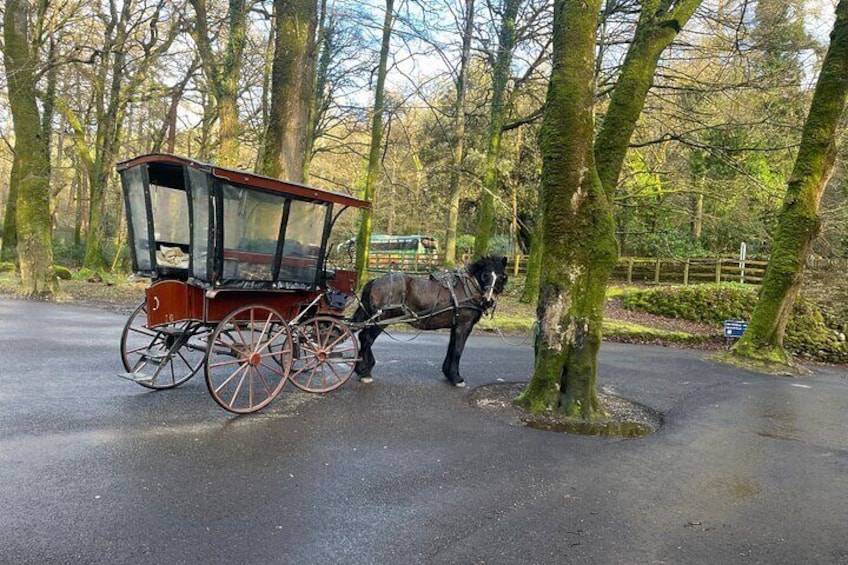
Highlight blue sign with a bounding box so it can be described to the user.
[723,320,748,338]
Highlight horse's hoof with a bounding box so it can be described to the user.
[359,376,374,384]
[453,381,466,388]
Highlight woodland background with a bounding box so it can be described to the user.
[1,0,845,273]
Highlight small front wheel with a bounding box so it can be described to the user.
[205,305,294,414]
[290,316,358,393]
[120,301,206,390]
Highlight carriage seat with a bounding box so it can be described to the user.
[156,244,190,269]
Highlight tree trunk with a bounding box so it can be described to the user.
[516,0,617,419]
[257,0,318,181]
[302,0,329,181]
[594,0,702,197]
[735,0,848,363]
[1,158,19,263]
[355,0,394,288]
[444,0,475,268]
[4,0,59,297]
[82,0,133,271]
[474,0,520,258]
[521,217,543,304]
[190,0,249,167]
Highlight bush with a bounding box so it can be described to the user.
[53,241,86,269]
[54,266,73,280]
[0,262,15,273]
[621,284,845,363]
[621,284,756,325]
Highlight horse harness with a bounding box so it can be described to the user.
[428,267,498,325]
[369,267,499,328]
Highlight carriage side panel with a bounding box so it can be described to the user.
[203,290,321,323]
[145,280,205,327]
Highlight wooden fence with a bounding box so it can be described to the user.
[370,252,769,285]
[370,252,848,286]
[368,252,442,273]
[611,257,769,285]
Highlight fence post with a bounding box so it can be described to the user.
[684,259,690,285]
[715,258,722,283]
[627,257,634,284]
[654,258,661,284]
[513,254,520,277]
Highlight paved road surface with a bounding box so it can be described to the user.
[1,298,847,564]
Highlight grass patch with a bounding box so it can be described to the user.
[603,319,710,345]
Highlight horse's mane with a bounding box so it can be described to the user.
[466,255,508,293]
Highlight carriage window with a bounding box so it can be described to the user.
[187,168,211,281]
[123,166,153,273]
[150,184,190,270]
[281,200,327,284]
[221,184,284,281]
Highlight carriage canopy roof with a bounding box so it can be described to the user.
[117,153,369,290]
[117,153,370,209]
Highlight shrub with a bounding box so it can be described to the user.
[621,284,756,325]
[621,284,844,363]
[54,266,73,280]
[53,241,86,269]
[0,262,15,273]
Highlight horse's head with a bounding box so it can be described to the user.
[468,255,508,304]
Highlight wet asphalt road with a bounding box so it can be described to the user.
[1,298,847,564]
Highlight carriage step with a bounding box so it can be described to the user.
[140,347,170,361]
[154,326,188,337]
[117,372,157,386]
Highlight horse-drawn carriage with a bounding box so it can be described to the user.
[117,154,510,413]
[117,154,369,413]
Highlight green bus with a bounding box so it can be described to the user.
[336,234,439,270]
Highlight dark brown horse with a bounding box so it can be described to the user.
[352,255,508,387]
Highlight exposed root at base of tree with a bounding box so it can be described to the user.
[470,382,662,438]
[710,351,811,377]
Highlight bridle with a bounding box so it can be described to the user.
[483,271,498,303]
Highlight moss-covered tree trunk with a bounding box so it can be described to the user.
[355,0,394,288]
[444,0,475,269]
[4,0,59,298]
[1,159,20,263]
[520,218,543,304]
[82,0,132,271]
[594,0,702,196]
[473,0,520,258]
[302,0,330,181]
[735,0,848,364]
[257,0,318,182]
[516,0,617,419]
[190,0,249,168]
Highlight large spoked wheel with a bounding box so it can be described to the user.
[290,316,359,393]
[120,301,207,390]
[204,304,294,414]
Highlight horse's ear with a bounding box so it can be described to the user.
[501,256,508,268]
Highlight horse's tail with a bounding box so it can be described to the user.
[352,279,376,324]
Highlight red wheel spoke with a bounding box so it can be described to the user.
[213,362,248,395]
[258,360,288,379]
[253,314,275,353]
[226,367,249,409]
[128,326,158,339]
[254,365,276,398]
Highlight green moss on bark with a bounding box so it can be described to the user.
[735,0,848,363]
[4,0,59,298]
[518,0,616,421]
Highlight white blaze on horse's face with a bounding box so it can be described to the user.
[485,271,497,301]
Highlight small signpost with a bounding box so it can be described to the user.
[723,319,748,347]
